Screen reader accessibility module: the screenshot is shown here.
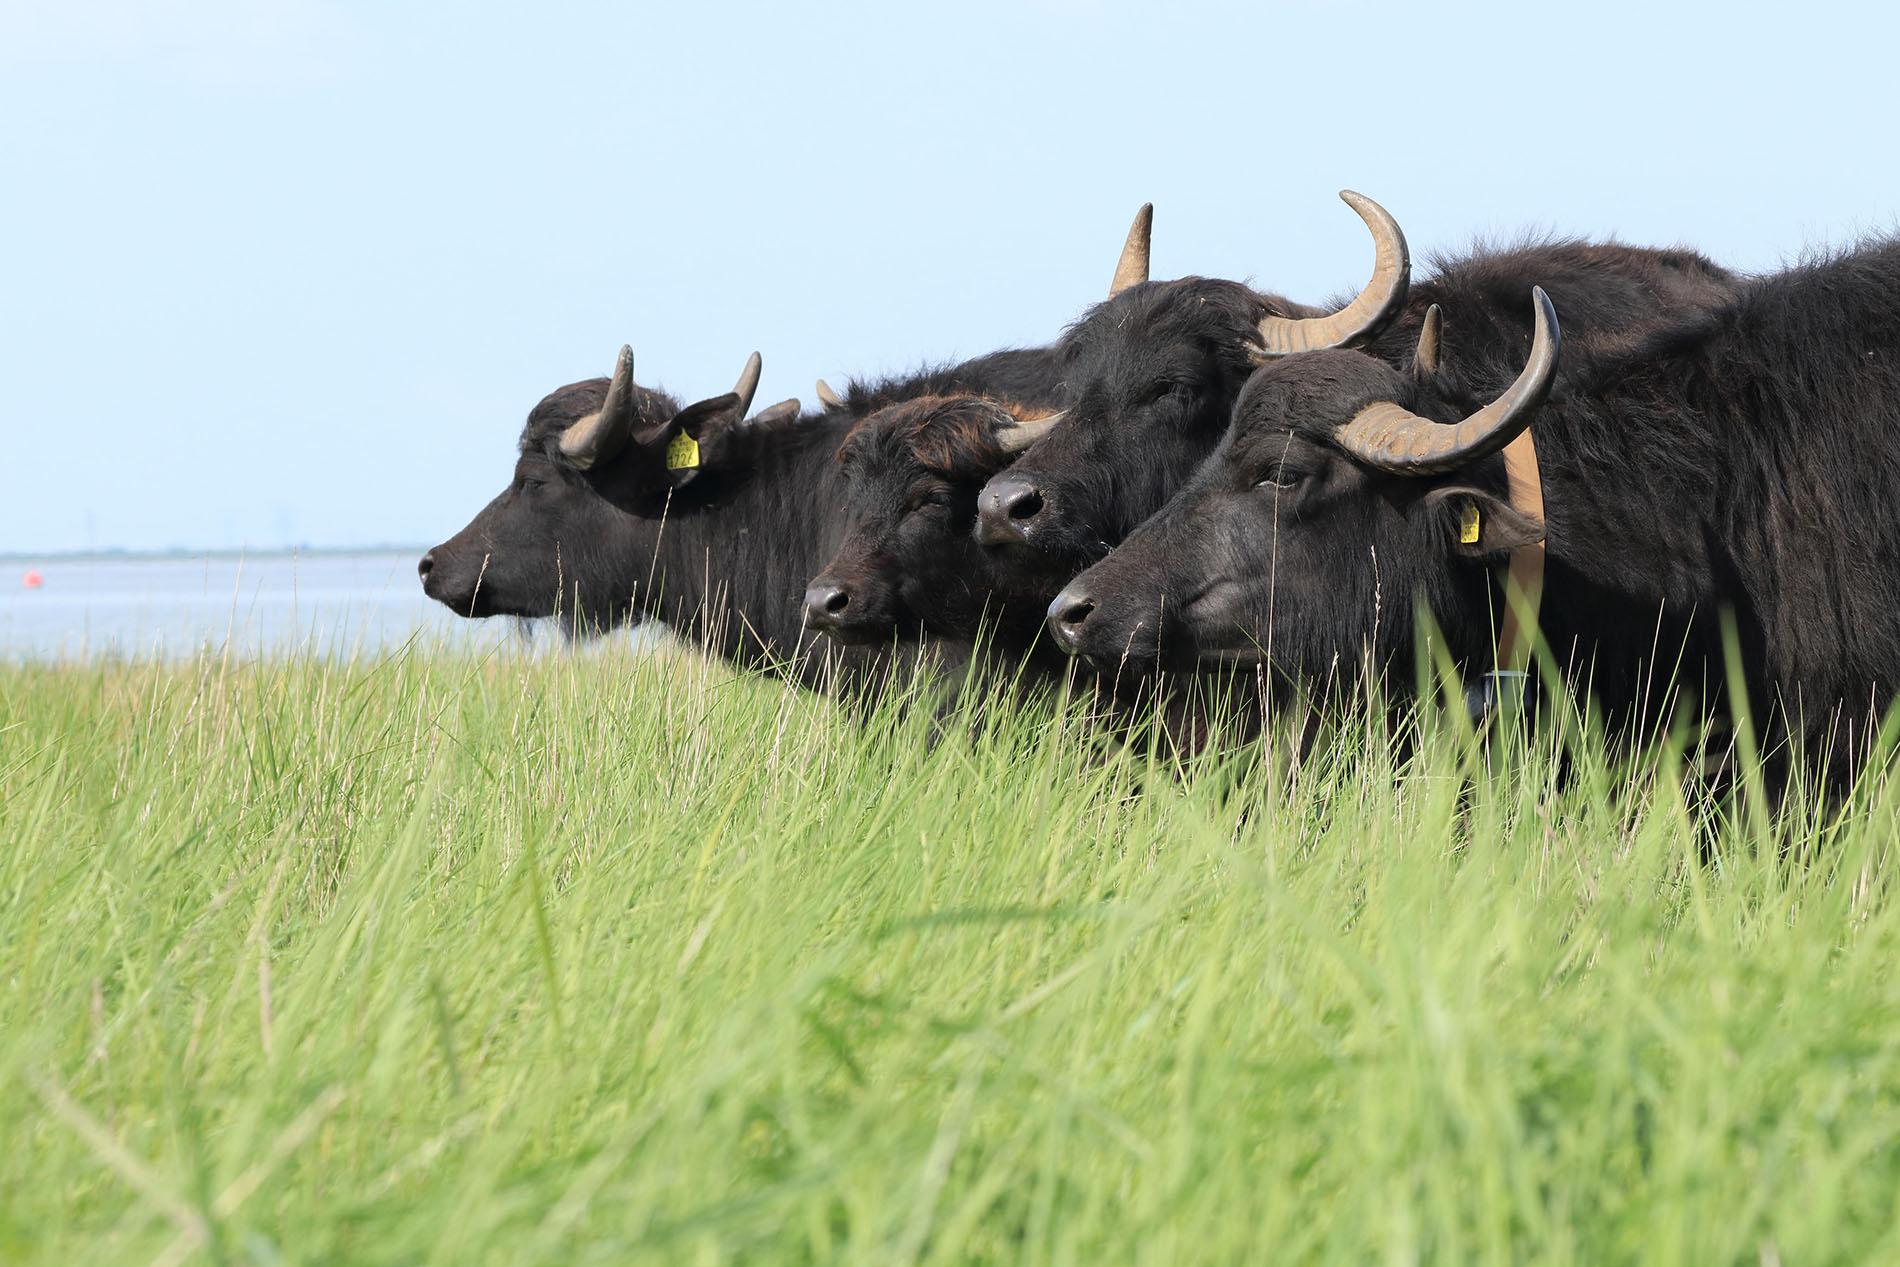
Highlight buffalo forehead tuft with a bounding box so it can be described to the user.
[517,380,681,459]
[1238,353,1417,442]
[840,396,1016,481]
[1060,276,1278,373]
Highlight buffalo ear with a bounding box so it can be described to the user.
[650,394,805,487]
[671,390,743,439]
[1420,486,1544,558]
[653,391,744,486]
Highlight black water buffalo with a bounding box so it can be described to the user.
[975,195,1738,591]
[420,345,1060,692]
[1048,235,1900,766]
[802,395,1063,653]
[802,394,1273,760]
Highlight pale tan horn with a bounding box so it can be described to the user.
[1108,203,1153,297]
[1333,288,1561,476]
[558,344,636,468]
[995,410,1065,454]
[749,398,803,428]
[1413,304,1442,377]
[733,351,762,419]
[1251,191,1411,359]
[815,378,846,409]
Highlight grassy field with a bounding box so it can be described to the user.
[4,644,1900,1265]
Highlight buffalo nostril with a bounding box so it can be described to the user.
[417,550,436,579]
[1055,597,1095,628]
[976,481,1045,547]
[1004,487,1045,521]
[1046,591,1096,654]
[803,584,850,626]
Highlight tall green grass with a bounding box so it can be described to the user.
[4,643,1899,1265]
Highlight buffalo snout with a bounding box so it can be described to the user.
[418,538,489,614]
[418,543,459,605]
[1045,586,1098,655]
[802,570,897,644]
[975,477,1048,547]
[1043,574,1175,672]
[802,581,852,629]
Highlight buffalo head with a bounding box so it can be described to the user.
[804,395,1060,645]
[420,347,798,632]
[1046,290,1558,680]
[976,193,1410,585]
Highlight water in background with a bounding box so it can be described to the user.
[0,549,559,662]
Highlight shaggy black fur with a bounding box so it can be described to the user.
[420,352,1063,694]
[831,347,1062,418]
[807,396,1067,660]
[1051,236,1900,769]
[977,238,1739,589]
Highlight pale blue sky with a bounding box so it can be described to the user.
[3,0,1894,553]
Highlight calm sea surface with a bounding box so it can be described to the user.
[0,549,541,662]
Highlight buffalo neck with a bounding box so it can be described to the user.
[1482,240,1900,737]
[626,413,883,688]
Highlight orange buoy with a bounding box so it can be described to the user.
[22,569,43,589]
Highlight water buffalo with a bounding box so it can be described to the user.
[420,346,1060,692]
[802,393,1275,761]
[802,395,1062,652]
[1047,234,1900,768]
[975,195,1738,591]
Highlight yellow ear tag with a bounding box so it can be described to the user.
[665,431,700,471]
[1459,501,1482,545]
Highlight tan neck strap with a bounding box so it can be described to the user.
[1496,429,1545,674]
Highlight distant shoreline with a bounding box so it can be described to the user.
[0,545,431,564]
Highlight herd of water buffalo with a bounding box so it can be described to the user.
[418,192,1900,769]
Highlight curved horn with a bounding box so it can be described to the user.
[1413,303,1442,378]
[995,410,1065,454]
[749,398,802,428]
[1108,203,1153,298]
[1252,191,1411,358]
[815,378,846,409]
[558,344,636,468]
[733,351,762,419]
[1333,288,1561,476]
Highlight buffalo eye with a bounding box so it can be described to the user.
[1255,467,1305,491]
[904,489,954,515]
